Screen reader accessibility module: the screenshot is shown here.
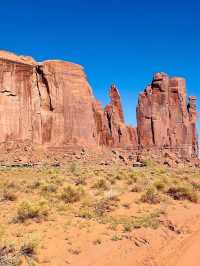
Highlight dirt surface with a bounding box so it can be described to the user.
[0,158,200,266]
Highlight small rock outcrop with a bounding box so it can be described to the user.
[137,72,198,159]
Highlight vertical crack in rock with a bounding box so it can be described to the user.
[106,108,113,134]
[118,127,122,143]
[151,118,155,145]
[35,65,54,111]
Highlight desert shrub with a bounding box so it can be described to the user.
[6,182,17,190]
[166,184,198,203]
[93,239,102,245]
[126,173,138,185]
[153,178,167,191]
[20,235,39,258]
[40,182,57,193]
[190,180,200,191]
[78,193,118,220]
[103,189,120,201]
[93,198,117,216]
[73,176,86,186]
[60,185,84,203]
[106,211,161,232]
[16,199,49,222]
[107,176,116,185]
[93,179,109,191]
[69,162,79,175]
[77,208,95,220]
[68,248,81,255]
[140,187,161,204]
[46,168,60,175]
[2,190,17,201]
[0,250,20,266]
[111,235,122,241]
[130,184,143,193]
[123,222,132,232]
[142,159,155,167]
[0,241,20,266]
[132,210,161,229]
[114,174,122,181]
[29,180,42,190]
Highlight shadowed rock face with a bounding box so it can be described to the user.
[137,72,198,158]
[0,51,198,160]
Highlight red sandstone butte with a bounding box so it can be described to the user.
[0,51,198,161]
[0,51,96,147]
[137,72,198,158]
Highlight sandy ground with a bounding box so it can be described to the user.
[167,227,200,266]
[1,163,200,266]
[175,233,200,266]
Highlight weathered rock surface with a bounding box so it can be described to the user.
[137,72,198,159]
[93,85,138,149]
[0,51,97,147]
[0,51,198,162]
[103,85,138,148]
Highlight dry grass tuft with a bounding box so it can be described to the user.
[16,199,49,222]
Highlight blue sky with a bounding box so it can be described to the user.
[0,0,200,130]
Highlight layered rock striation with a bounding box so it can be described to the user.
[0,51,198,160]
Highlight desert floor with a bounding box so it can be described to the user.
[0,159,200,266]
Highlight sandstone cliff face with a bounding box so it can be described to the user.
[33,61,96,147]
[137,72,198,158]
[0,57,35,143]
[103,85,137,148]
[0,51,96,147]
[92,85,138,149]
[0,51,198,161]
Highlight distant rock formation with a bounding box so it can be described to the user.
[92,84,137,148]
[137,72,198,159]
[0,51,97,147]
[0,51,198,161]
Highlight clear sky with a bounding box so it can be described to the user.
[0,0,200,130]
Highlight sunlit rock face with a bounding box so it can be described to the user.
[137,72,198,158]
[92,84,138,149]
[0,51,97,147]
[0,51,198,160]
